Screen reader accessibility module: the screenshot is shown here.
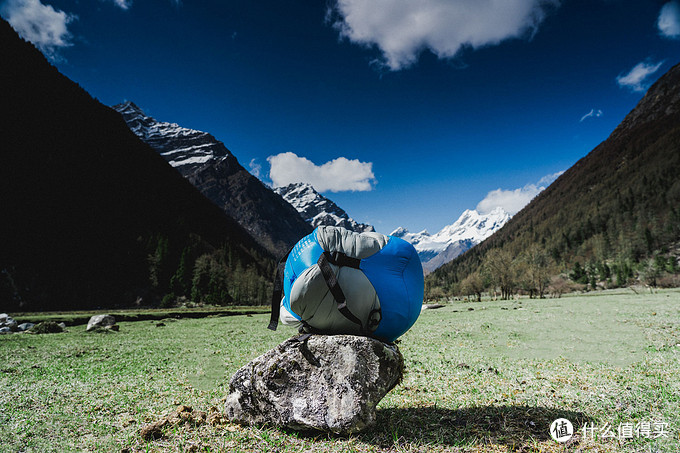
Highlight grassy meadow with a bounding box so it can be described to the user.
[2,288,679,452]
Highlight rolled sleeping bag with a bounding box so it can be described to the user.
[275,225,423,343]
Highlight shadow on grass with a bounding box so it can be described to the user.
[360,405,592,449]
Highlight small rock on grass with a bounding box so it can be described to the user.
[17,322,35,332]
[422,303,445,310]
[86,315,117,332]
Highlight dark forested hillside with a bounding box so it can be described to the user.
[0,19,274,311]
[429,62,680,297]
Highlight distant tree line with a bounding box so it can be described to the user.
[0,231,275,311]
[426,242,680,302]
[146,234,274,308]
[426,245,558,301]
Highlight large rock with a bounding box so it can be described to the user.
[224,334,403,434]
[86,314,117,331]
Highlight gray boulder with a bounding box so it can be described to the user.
[86,314,117,332]
[224,334,403,434]
[17,322,35,332]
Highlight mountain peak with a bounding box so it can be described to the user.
[114,100,143,114]
[433,207,510,243]
[275,183,374,233]
[390,226,409,237]
[112,101,229,170]
[277,182,318,197]
[395,207,511,273]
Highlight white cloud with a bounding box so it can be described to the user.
[107,0,180,10]
[476,186,541,215]
[0,0,75,60]
[267,152,376,192]
[536,170,564,187]
[580,108,603,122]
[616,61,664,92]
[111,0,132,10]
[329,0,560,70]
[476,171,564,215]
[658,1,680,38]
[248,158,262,179]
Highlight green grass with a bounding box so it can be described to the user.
[2,289,679,452]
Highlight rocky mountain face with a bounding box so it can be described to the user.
[392,207,511,273]
[113,102,311,257]
[274,182,374,233]
[429,61,680,287]
[0,19,271,311]
[113,101,229,173]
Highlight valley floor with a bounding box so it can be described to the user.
[2,289,679,452]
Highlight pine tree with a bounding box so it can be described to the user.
[170,246,191,297]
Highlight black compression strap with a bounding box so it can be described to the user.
[268,247,293,331]
[326,251,361,269]
[317,251,365,331]
[267,262,284,331]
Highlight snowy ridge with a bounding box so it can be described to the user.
[113,101,229,172]
[431,208,510,244]
[392,207,510,273]
[274,182,374,233]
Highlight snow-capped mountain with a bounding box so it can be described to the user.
[112,101,312,256]
[114,101,228,174]
[392,207,510,273]
[274,182,374,233]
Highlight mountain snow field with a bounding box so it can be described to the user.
[392,207,511,272]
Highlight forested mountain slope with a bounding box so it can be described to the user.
[0,19,273,311]
[429,62,680,295]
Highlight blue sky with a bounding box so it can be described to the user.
[2,0,679,235]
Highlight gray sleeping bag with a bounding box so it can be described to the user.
[280,226,387,335]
